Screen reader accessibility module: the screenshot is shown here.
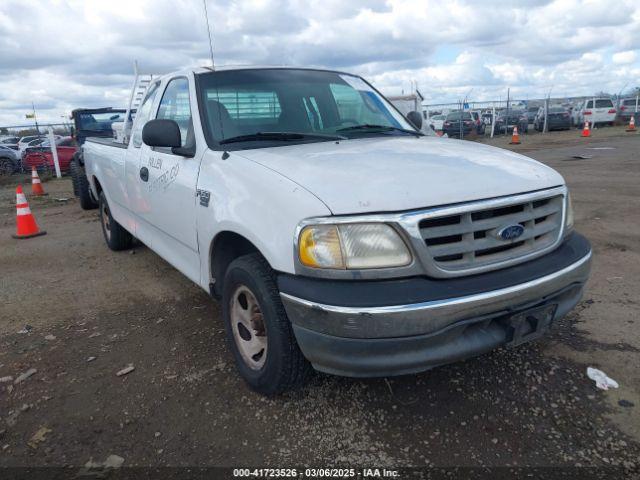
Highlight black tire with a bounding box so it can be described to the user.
[69,157,80,196]
[222,253,311,395]
[99,191,132,251]
[0,157,15,176]
[72,157,98,210]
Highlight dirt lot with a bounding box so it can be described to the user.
[0,127,639,476]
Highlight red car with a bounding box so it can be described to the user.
[23,137,78,174]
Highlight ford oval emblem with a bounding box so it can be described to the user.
[497,224,525,241]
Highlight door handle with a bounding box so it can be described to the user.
[139,167,149,182]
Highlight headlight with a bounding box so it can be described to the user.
[298,223,412,270]
[565,192,574,231]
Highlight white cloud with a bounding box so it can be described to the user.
[0,0,638,125]
[612,50,637,64]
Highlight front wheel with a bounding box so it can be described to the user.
[222,253,311,395]
[99,191,132,251]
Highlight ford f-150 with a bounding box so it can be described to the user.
[74,67,592,395]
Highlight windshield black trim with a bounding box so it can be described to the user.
[336,124,423,137]
[194,67,421,151]
[219,131,348,145]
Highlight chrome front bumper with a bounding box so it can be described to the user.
[281,251,591,340]
[280,238,592,377]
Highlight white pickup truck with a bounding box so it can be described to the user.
[75,66,592,395]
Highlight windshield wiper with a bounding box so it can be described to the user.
[219,131,347,145]
[336,124,422,136]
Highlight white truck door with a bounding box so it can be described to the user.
[125,80,161,232]
[134,76,202,283]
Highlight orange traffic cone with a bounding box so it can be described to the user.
[12,185,46,239]
[31,167,47,196]
[581,121,591,137]
[626,116,636,132]
[510,126,521,145]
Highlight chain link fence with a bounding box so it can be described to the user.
[0,123,74,178]
[422,94,639,140]
[0,122,72,138]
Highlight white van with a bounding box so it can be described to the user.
[573,98,616,128]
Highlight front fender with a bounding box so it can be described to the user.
[196,150,331,289]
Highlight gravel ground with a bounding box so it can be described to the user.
[0,126,638,477]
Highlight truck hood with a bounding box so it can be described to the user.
[237,136,564,215]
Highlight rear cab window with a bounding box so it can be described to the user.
[204,87,282,140]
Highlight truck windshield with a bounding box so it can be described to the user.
[196,68,417,148]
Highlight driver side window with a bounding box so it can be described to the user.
[156,77,193,148]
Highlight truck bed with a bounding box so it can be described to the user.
[85,137,128,149]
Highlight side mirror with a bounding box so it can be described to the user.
[142,119,182,148]
[407,111,423,130]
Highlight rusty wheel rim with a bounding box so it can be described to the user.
[230,285,268,370]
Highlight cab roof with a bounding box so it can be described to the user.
[156,65,358,82]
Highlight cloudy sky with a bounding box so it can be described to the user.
[1,0,639,126]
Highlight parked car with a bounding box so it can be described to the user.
[0,145,20,176]
[0,144,20,160]
[524,106,538,124]
[23,137,78,173]
[481,110,493,125]
[494,109,528,133]
[72,66,591,396]
[617,97,639,123]
[442,111,474,138]
[470,111,486,135]
[18,135,47,157]
[0,143,20,152]
[22,135,68,156]
[17,135,44,154]
[70,108,128,145]
[68,108,129,199]
[534,106,571,131]
[573,98,616,128]
[0,136,20,146]
[428,114,446,132]
[21,138,51,164]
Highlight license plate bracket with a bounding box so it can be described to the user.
[504,304,557,347]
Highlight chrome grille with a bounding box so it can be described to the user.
[419,194,564,271]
